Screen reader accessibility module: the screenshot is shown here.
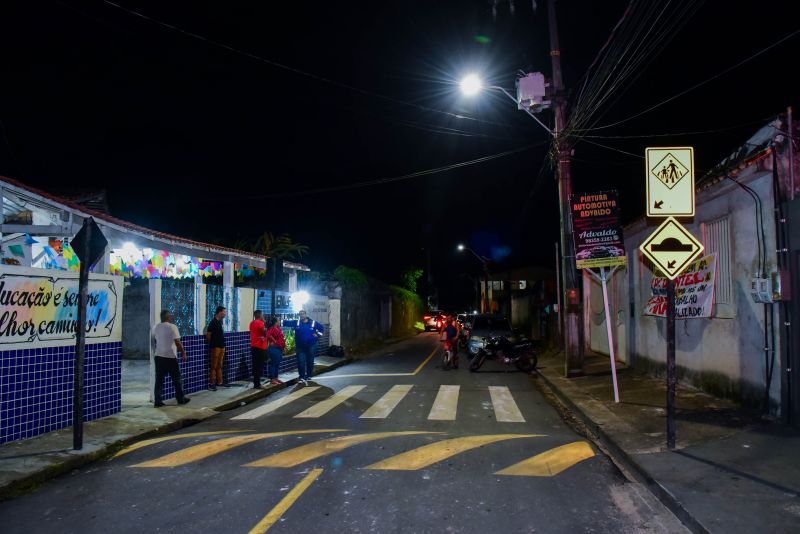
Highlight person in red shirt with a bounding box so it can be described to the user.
[249,310,268,389]
[265,315,285,385]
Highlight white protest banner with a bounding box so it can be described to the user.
[644,254,716,318]
[0,265,123,348]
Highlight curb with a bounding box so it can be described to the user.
[0,357,354,502]
[535,366,711,534]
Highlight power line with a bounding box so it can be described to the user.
[217,143,544,200]
[579,114,778,139]
[99,0,521,131]
[578,26,800,132]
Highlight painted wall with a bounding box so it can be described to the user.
[0,265,123,443]
[590,167,781,409]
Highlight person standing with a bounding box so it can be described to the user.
[152,310,190,407]
[286,310,324,385]
[249,310,268,389]
[443,317,461,369]
[205,305,226,391]
[265,316,285,385]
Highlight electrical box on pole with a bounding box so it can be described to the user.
[516,72,550,112]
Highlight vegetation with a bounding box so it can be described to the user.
[401,267,423,294]
[333,265,369,289]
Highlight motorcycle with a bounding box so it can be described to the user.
[468,335,537,374]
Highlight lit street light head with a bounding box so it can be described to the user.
[459,74,482,96]
[457,244,465,251]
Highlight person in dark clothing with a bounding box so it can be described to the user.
[284,310,324,385]
[152,310,190,407]
[249,310,268,389]
[205,306,226,390]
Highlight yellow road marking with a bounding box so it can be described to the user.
[428,385,459,420]
[412,345,440,375]
[314,373,413,379]
[247,468,323,534]
[495,441,595,477]
[364,434,541,471]
[130,430,346,467]
[489,386,526,423]
[294,385,365,418]
[360,385,414,419]
[112,431,248,459]
[245,431,438,468]
[314,343,440,380]
[232,387,321,420]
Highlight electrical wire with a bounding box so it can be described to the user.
[98,0,520,131]
[577,114,779,139]
[216,142,546,200]
[578,26,800,132]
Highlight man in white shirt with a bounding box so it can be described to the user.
[152,310,190,407]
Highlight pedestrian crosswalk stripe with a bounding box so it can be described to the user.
[428,385,459,421]
[232,387,321,420]
[113,431,249,459]
[364,434,541,471]
[244,431,439,468]
[294,385,366,418]
[360,385,413,419]
[488,386,525,423]
[494,441,595,477]
[130,430,346,468]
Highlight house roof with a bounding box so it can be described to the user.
[0,174,307,270]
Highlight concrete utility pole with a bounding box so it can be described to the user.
[548,0,583,376]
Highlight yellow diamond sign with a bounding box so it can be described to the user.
[639,217,704,280]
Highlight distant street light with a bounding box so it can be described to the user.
[457,244,490,313]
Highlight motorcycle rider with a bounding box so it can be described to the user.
[441,317,461,369]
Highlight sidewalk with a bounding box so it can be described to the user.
[536,351,800,534]
[0,354,352,500]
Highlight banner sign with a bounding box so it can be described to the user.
[0,266,123,347]
[571,190,628,269]
[644,254,716,318]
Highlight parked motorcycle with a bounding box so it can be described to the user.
[468,335,537,374]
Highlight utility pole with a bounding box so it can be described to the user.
[548,0,583,376]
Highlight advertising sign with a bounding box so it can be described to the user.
[571,190,627,269]
[0,266,123,347]
[644,254,716,318]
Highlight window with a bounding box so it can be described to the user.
[702,217,733,305]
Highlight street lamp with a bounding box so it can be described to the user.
[457,244,490,313]
[458,20,582,377]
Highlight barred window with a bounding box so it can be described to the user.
[702,217,733,305]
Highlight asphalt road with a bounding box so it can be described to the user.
[0,333,686,533]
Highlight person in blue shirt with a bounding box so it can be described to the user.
[284,310,325,385]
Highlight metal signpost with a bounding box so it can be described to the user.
[641,147,701,449]
[69,217,108,450]
[570,190,627,402]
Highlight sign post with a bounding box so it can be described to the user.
[70,218,108,450]
[642,146,699,450]
[570,190,626,402]
[666,278,677,449]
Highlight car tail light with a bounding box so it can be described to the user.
[423,315,431,320]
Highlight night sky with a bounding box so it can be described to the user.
[1,1,797,308]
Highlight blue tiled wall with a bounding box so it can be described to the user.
[159,332,301,399]
[0,341,121,444]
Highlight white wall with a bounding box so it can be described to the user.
[614,167,781,407]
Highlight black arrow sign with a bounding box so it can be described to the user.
[667,260,676,269]
[654,200,663,209]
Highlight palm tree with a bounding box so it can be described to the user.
[252,233,310,316]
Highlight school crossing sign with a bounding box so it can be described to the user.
[646,147,695,217]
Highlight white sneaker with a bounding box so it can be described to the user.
[299,378,307,386]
